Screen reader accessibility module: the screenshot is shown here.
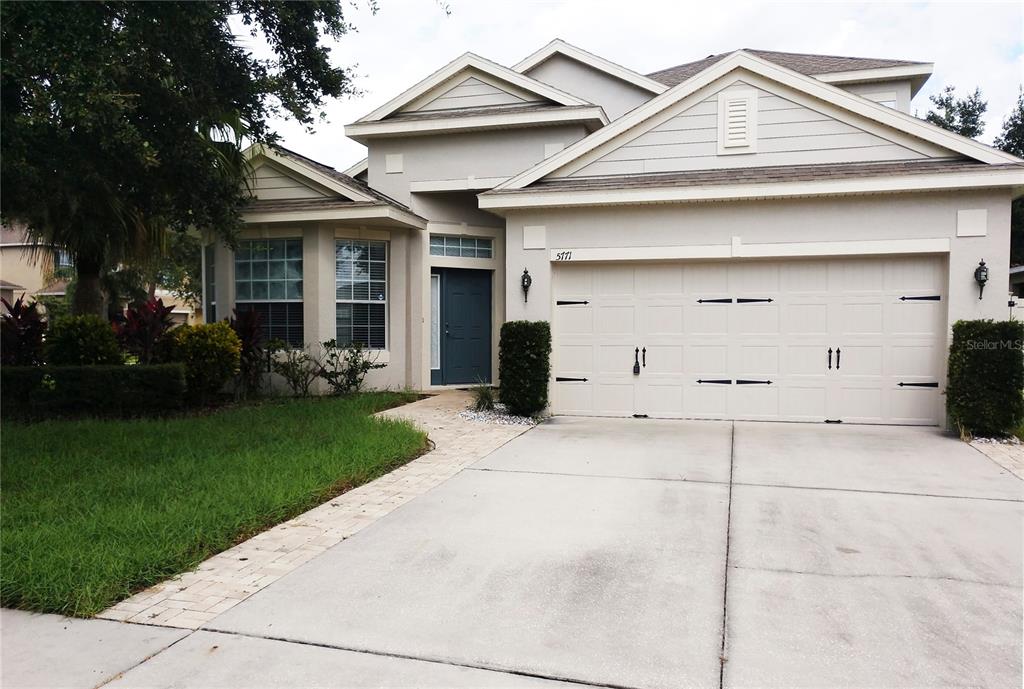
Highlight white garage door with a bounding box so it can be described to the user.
[552,256,946,425]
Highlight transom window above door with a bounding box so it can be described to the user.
[429,234,493,259]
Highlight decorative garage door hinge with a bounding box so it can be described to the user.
[735,379,773,385]
[697,379,732,384]
[556,300,589,306]
[555,376,589,382]
[697,298,733,304]
[897,381,939,387]
[736,298,774,303]
[899,295,941,301]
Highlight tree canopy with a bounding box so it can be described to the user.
[925,85,988,139]
[1,1,360,315]
[995,87,1024,265]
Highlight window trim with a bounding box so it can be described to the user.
[335,238,389,350]
[234,237,304,347]
[429,233,494,259]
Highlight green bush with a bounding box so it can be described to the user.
[498,320,551,417]
[947,319,1024,438]
[166,322,241,401]
[1,364,187,420]
[46,315,121,365]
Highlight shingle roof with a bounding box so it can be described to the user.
[484,159,1014,195]
[648,49,930,87]
[245,198,383,213]
[267,145,417,213]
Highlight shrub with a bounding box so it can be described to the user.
[167,322,241,401]
[947,319,1024,438]
[1,297,47,366]
[1,364,187,420]
[317,340,386,395]
[230,308,266,398]
[268,340,321,397]
[114,298,175,364]
[470,382,495,412]
[498,320,551,417]
[46,315,122,366]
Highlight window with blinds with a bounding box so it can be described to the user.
[336,239,387,349]
[234,238,303,346]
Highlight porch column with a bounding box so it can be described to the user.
[303,223,336,348]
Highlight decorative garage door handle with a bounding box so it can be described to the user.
[556,300,590,306]
[828,348,832,370]
[697,379,732,384]
[555,376,589,382]
[899,295,941,301]
[897,381,939,388]
[836,348,841,370]
[633,348,641,375]
[642,347,646,367]
[697,298,733,303]
[736,379,773,385]
[736,297,774,303]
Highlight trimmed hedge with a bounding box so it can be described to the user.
[947,319,1024,437]
[1,364,187,421]
[46,315,122,366]
[498,320,551,417]
[164,322,241,401]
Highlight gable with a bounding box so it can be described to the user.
[560,72,957,178]
[523,53,655,120]
[250,160,339,201]
[402,75,545,113]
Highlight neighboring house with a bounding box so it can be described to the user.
[0,225,71,301]
[207,40,1024,426]
[1,225,198,323]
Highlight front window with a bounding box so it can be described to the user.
[336,239,387,349]
[429,234,493,258]
[234,238,303,347]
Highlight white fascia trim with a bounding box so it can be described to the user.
[496,51,1018,191]
[356,53,590,123]
[548,237,948,263]
[242,205,427,230]
[514,38,667,94]
[344,157,368,177]
[813,63,934,85]
[410,176,509,192]
[245,145,375,203]
[479,167,1024,210]
[345,106,608,141]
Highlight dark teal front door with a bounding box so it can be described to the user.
[432,268,491,385]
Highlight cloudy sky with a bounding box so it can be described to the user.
[259,0,1024,170]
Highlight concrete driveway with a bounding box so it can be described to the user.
[109,418,1021,688]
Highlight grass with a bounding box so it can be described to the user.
[0,392,426,617]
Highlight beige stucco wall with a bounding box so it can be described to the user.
[213,222,418,392]
[504,189,1012,330]
[0,246,51,298]
[367,125,590,207]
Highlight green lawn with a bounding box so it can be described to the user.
[1,392,426,617]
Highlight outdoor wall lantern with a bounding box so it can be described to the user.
[521,268,532,302]
[974,259,989,300]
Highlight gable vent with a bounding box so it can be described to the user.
[718,90,758,154]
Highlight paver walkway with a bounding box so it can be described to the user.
[98,391,530,629]
[972,440,1024,479]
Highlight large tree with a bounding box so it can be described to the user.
[1,2,359,315]
[995,87,1024,264]
[926,85,988,139]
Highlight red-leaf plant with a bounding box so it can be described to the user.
[115,298,175,364]
[1,296,47,366]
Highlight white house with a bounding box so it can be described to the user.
[205,40,1024,426]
